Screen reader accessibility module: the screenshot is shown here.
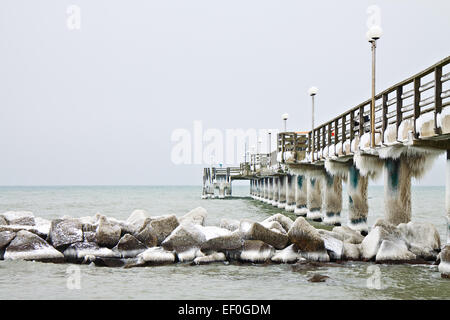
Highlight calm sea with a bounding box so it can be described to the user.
[0,185,448,299]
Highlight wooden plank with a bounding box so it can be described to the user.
[382,93,388,143]
[413,77,421,138]
[435,65,443,134]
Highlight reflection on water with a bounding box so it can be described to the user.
[0,186,448,299]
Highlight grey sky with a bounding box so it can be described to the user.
[0,0,449,186]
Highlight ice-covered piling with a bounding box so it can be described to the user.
[285,175,296,212]
[347,164,369,235]
[321,173,342,226]
[306,177,322,222]
[278,176,287,209]
[267,178,274,204]
[272,177,279,207]
[294,175,308,216]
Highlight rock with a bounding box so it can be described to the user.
[161,223,206,251]
[397,221,441,260]
[64,241,121,262]
[260,221,287,234]
[438,245,450,278]
[220,219,240,232]
[113,234,147,258]
[332,226,365,244]
[193,252,226,265]
[0,225,46,239]
[126,210,150,231]
[135,224,157,248]
[96,217,121,248]
[321,234,343,260]
[308,274,329,282]
[179,207,207,226]
[0,216,7,225]
[361,223,407,261]
[241,220,289,250]
[199,226,232,240]
[299,250,330,262]
[375,240,416,263]
[1,211,35,226]
[271,244,301,263]
[239,240,275,263]
[177,247,205,262]
[92,257,126,268]
[342,243,361,260]
[318,229,345,241]
[0,231,16,250]
[4,230,64,262]
[287,217,325,252]
[261,214,294,232]
[34,217,51,238]
[138,247,176,264]
[83,231,97,242]
[149,215,179,245]
[201,230,243,251]
[48,218,84,249]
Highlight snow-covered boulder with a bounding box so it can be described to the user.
[220,218,240,232]
[34,217,51,238]
[342,243,361,260]
[48,218,83,249]
[193,252,226,265]
[0,231,16,257]
[397,221,441,260]
[126,209,150,231]
[179,207,207,226]
[177,247,205,262]
[261,214,294,233]
[239,240,275,263]
[4,230,64,262]
[64,241,121,261]
[240,220,289,249]
[321,233,343,260]
[375,240,416,263]
[201,230,243,251]
[138,247,176,265]
[161,223,206,251]
[438,245,450,278]
[149,215,179,245]
[287,217,325,252]
[113,234,147,258]
[271,244,301,263]
[299,250,330,262]
[0,216,7,225]
[96,216,121,248]
[332,226,364,244]
[1,211,35,226]
[134,224,157,248]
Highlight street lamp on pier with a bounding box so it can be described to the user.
[282,113,289,132]
[308,86,318,161]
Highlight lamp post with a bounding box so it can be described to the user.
[366,25,382,148]
[308,86,318,161]
[282,113,289,132]
[267,130,272,167]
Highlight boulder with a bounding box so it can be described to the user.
[342,243,361,260]
[0,231,16,250]
[261,214,294,232]
[332,226,365,244]
[193,252,226,265]
[83,231,97,242]
[96,216,121,248]
[321,233,343,260]
[64,241,121,261]
[149,215,179,245]
[299,250,330,262]
[318,229,345,241]
[179,207,207,226]
[138,247,176,264]
[220,219,240,232]
[241,221,289,250]
[135,224,157,248]
[438,245,450,278]
[126,209,150,231]
[361,222,408,261]
[0,216,7,225]
[201,230,243,251]
[161,223,206,251]
[239,240,275,263]
[287,217,325,252]
[260,221,287,234]
[34,217,51,238]
[177,247,205,262]
[1,211,35,226]
[113,234,147,258]
[271,244,301,263]
[397,221,441,260]
[48,218,83,249]
[375,240,416,263]
[4,230,64,262]
[0,225,45,239]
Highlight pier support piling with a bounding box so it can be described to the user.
[294,175,308,216]
[322,173,342,226]
[268,177,274,204]
[347,164,369,235]
[285,175,296,212]
[272,177,279,206]
[306,177,323,222]
[278,176,287,209]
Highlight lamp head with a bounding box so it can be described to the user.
[282,113,289,120]
[366,25,383,42]
[308,86,318,96]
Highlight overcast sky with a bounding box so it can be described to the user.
[0,0,449,186]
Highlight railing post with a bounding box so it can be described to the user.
[359,105,364,137]
[382,93,388,144]
[413,77,421,138]
[396,86,403,140]
[350,111,354,144]
[435,65,443,134]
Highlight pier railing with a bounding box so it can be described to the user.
[306,56,450,161]
[277,132,308,163]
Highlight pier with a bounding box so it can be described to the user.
[202,56,450,277]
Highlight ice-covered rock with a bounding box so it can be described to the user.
[4,230,64,262]
[300,250,330,262]
[161,223,206,251]
[126,209,150,231]
[34,217,51,238]
[261,220,287,234]
[177,247,204,262]
[342,242,361,260]
[239,240,275,263]
[220,218,240,232]
[96,216,121,248]
[64,241,121,261]
[438,245,450,278]
[201,230,243,251]
[271,244,301,263]
[135,224,157,248]
[397,221,441,260]
[321,233,343,260]
[0,216,7,225]
[240,220,289,250]
[0,231,16,258]
[113,234,147,258]
[361,221,407,260]
[48,218,83,249]
[138,247,176,264]
[193,252,226,265]
[332,226,364,244]
[179,207,207,226]
[375,240,416,263]
[261,214,294,233]
[1,211,35,226]
[287,217,325,252]
[149,215,179,245]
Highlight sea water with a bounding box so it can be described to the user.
[0,185,448,299]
